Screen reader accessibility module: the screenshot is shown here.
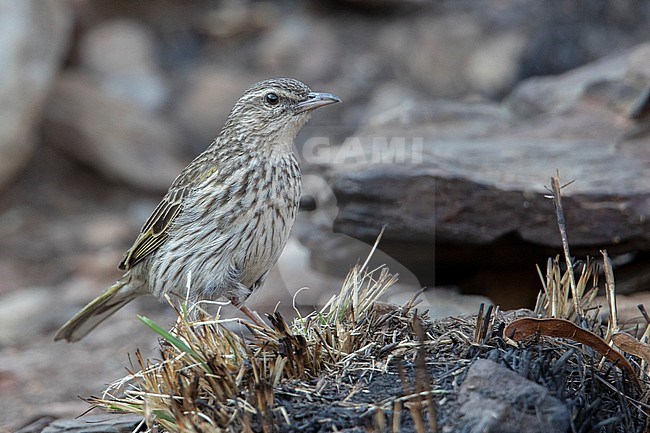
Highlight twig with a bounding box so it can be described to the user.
[601,250,618,337]
[549,173,581,317]
[639,305,650,324]
[637,305,650,376]
[474,303,485,345]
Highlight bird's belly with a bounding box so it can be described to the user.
[146,198,296,303]
[239,203,295,286]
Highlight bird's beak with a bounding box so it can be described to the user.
[296,92,341,113]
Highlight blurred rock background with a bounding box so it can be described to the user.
[1,0,649,429]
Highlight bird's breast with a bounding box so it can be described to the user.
[150,154,301,296]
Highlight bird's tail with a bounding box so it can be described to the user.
[54,279,145,342]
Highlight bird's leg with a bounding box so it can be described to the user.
[229,296,267,327]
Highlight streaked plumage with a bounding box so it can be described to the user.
[55,78,340,342]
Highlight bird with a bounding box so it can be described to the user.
[55,78,340,342]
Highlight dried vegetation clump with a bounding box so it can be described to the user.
[93,254,438,432]
[92,178,650,432]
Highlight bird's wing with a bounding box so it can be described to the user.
[118,155,220,271]
[118,186,188,271]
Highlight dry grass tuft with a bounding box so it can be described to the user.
[89,258,411,432]
[534,256,600,324]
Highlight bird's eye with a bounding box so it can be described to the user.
[265,92,279,106]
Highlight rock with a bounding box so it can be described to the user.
[335,0,428,8]
[333,120,649,246]
[0,289,167,427]
[39,414,143,433]
[294,174,422,284]
[453,359,571,433]
[79,19,169,112]
[252,237,344,309]
[0,0,72,191]
[618,122,650,162]
[597,290,650,325]
[0,288,58,346]
[321,42,650,291]
[465,31,528,97]
[380,12,528,98]
[518,0,650,78]
[14,416,55,433]
[255,15,339,82]
[173,67,259,152]
[380,13,484,98]
[42,72,187,192]
[198,1,278,39]
[358,81,420,124]
[387,287,491,319]
[507,42,650,118]
[377,1,650,99]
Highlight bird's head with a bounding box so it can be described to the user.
[224,78,340,148]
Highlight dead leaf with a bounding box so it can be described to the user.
[613,332,650,365]
[504,317,640,390]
